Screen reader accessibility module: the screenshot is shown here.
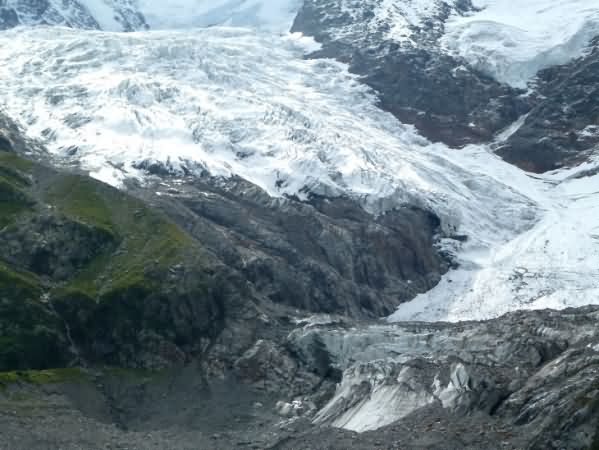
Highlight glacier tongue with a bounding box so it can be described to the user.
[390,159,599,322]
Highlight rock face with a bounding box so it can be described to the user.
[139,175,449,320]
[496,37,599,172]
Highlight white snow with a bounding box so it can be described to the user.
[390,157,599,322]
[325,0,456,45]
[373,0,446,43]
[78,0,123,31]
[442,0,599,87]
[136,0,302,32]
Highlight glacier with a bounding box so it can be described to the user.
[0,26,535,246]
[0,0,598,324]
[1,0,303,32]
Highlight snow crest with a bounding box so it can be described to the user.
[442,0,599,87]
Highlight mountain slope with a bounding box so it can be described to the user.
[292,0,599,170]
[0,138,229,370]
[2,1,599,447]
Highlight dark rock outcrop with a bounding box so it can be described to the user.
[0,214,116,281]
[135,174,449,320]
[497,38,599,172]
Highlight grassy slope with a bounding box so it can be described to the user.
[0,148,210,374]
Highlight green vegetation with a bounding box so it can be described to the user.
[0,151,33,172]
[0,261,42,300]
[0,368,87,388]
[0,321,67,372]
[0,261,65,371]
[41,167,200,302]
[0,166,30,188]
[0,147,209,375]
[1,149,200,301]
[0,160,34,227]
[46,174,116,235]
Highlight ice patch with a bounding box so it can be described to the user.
[442,0,599,87]
[313,363,436,432]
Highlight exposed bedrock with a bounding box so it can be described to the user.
[135,174,450,320]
